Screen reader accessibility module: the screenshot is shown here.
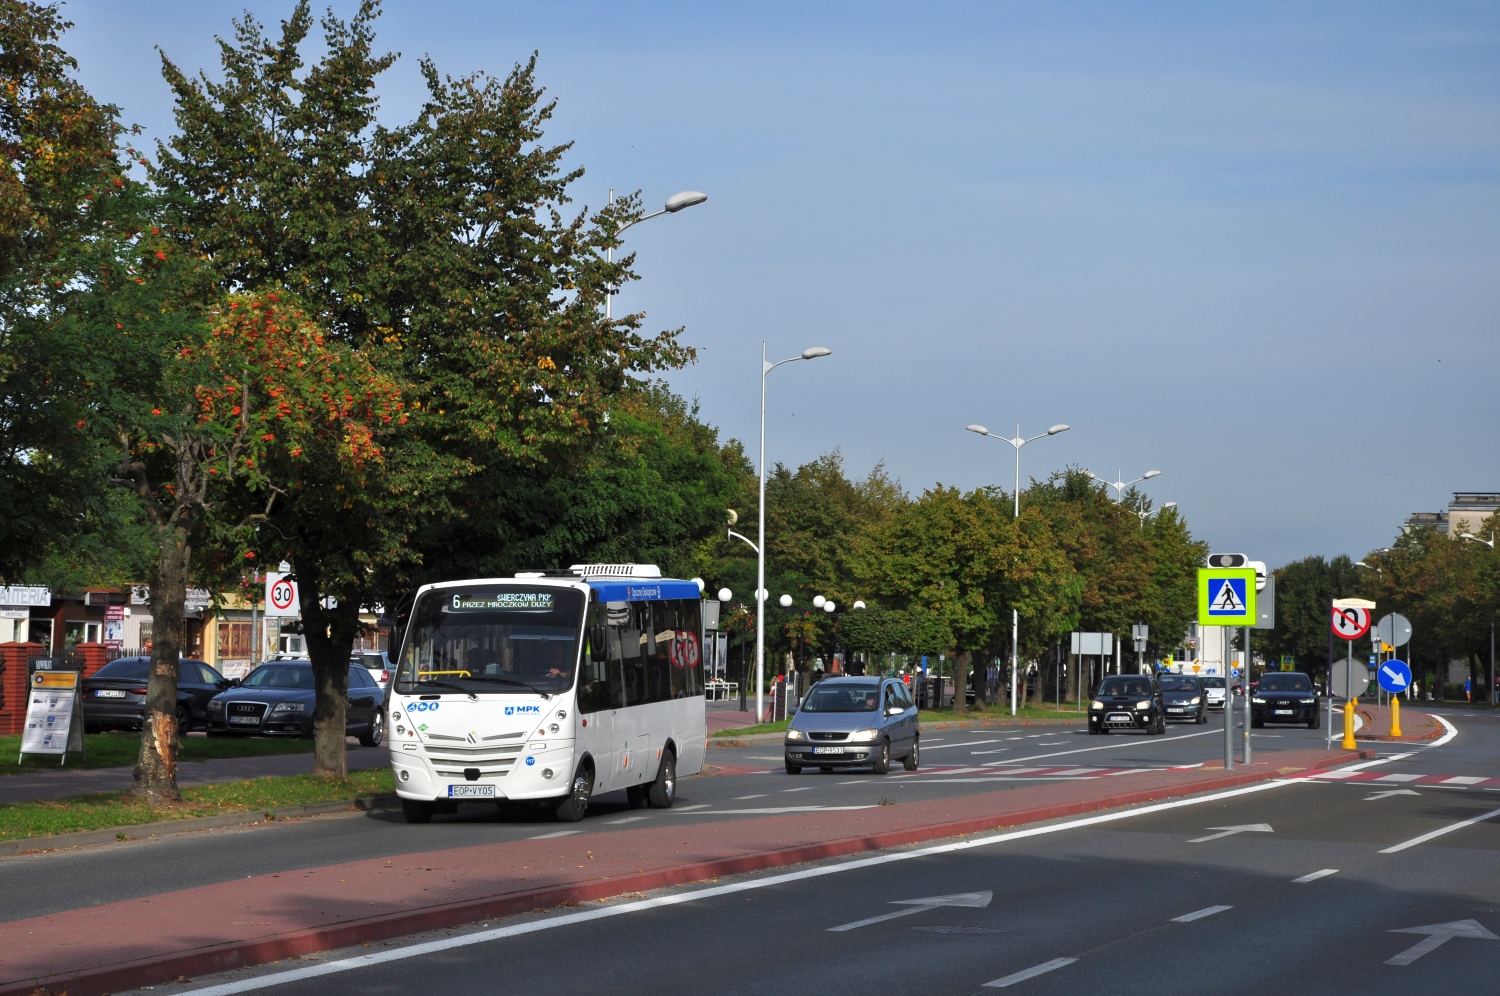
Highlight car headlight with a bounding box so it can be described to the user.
[849,729,879,742]
[270,702,306,714]
[1135,701,1151,710]
[208,700,224,712]
[1090,700,1104,710]
[1252,697,1266,704]
[1299,697,1316,704]
[1190,697,1201,705]
[785,729,804,741]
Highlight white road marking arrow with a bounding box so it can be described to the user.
[1364,789,1421,802]
[1386,919,1499,965]
[828,891,993,932]
[1188,824,1273,843]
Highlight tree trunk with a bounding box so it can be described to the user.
[952,650,969,713]
[299,563,363,779]
[132,520,194,804]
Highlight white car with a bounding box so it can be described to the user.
[353,651,393,694]
[1200,675,1227,710]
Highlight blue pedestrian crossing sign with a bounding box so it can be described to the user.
[1197,567,1257,626]
[1377,659,1412,694]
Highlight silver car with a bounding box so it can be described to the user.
[783,676,920,775]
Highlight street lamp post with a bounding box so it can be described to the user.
[605,189,708,320]
[1460,532,1496,704]
[1091,468,1162,503]
[966,422,1070,716]
[1136,500,1177,527]
[756,344,832,722]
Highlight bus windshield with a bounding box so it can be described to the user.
[396,585,586,695]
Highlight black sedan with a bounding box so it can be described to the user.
[1087,675,1167,735]
[1251,671,1320,729]
[82,656,230,735]
[206,660,384,746]
[1159,673,1208,724]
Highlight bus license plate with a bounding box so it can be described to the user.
[447,784,496,799]
[812,746,845,755]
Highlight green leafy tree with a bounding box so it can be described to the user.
[1253,554,1368,689]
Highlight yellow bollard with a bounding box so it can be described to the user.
[1390,695,1402,738]
[1342,699,1357,750]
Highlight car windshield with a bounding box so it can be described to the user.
[1158,676,1198,691]
[1258,673,1312,692]
[1200,677,1226,688]
[241,665,315,689]
[94,658,148,680]
[396,585,585,695]
[800,683,881,712]
[1098,677,1152,697]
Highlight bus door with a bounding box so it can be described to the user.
[579,606,623,792]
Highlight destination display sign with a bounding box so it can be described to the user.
[450,591,556,611]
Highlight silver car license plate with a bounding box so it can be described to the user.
[228,715,260,726]
[95,689,127,698]
[447,784,495,799]
[1274,709,1293,715]
[812,746,845,755]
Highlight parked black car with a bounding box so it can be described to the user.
[82,656,230,734]
[1159,673,1207,724]
[1251,671,1320,729]
[1088,674,1167,735]
[206,660,384,745]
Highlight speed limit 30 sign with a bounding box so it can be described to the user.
[265,572,300,617]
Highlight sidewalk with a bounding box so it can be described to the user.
[0,743,390,805]
[1354,706,1441,742]
[0,747,1362,996]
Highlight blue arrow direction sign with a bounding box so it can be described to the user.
[1378,659,1412,695]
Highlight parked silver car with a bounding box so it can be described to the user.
[783,676,920,774]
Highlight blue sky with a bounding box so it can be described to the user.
[62,1,1500,567]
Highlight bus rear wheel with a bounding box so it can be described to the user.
[556,764,593,823]
[648,750,676,808]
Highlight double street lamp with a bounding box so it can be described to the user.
[1091,468,1162,502]
[754,345,832,722]
[1459,532,1496,704]
[966,422,1070,716]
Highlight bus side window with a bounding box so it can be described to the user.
[645,601,673,704]
[669,599,704,698]
[577,609,610,714]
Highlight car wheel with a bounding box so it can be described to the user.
[175,704,192,740]
[784,761,802,775]
[555,763,594,822]
[1307,716,1320,730]
[1197,709,1207,724]
[1088,724,1100,735]
[1252,719,1264,729]
[627,784,649,806]
[903,738,920,771]
[401,799,434,824]
[871,740,890,775]
[647,750,676,808]
[358,710,384,748]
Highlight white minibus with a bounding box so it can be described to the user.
[387,564,707,823]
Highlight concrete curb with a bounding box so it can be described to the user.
[4,750,1369,996]
[0,795,399,857]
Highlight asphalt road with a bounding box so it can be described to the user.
[144,709,1500,996]
[0,708,1328,921]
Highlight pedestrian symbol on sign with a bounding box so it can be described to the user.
[1208,578,1247,616]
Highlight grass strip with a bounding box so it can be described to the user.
[2,731,313,775]
[0,768,394,841]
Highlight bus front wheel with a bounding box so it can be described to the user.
[555,764,594,823]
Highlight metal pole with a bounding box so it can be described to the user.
[1490,616,1495,706]
[605,188,613,321]
[756,341,768,724]
[1224,626,1234,770]
[1243,626,1252,764]
[1011,435,1020,716]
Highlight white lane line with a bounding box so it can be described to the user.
[527,830,584,840]
[173,778,1299,996]
[1443,776,1486,785]
[674,804,712,812]
[1429,715,1458,747]
[1373,773,1421,782]
[1036,741,1068,746]
[972,749,1009,755]
[1292,869,1338,883]
[988,728,1220,765]
[682,805,880,815]
[605,816,650,825]
[1172,905,1232,923]
[782,786,814,793]
[733,794,767,800]
[983,957,1078,988]
[827,905,934,932]
[925,738,1004,750]
[1380,806,1500,853]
